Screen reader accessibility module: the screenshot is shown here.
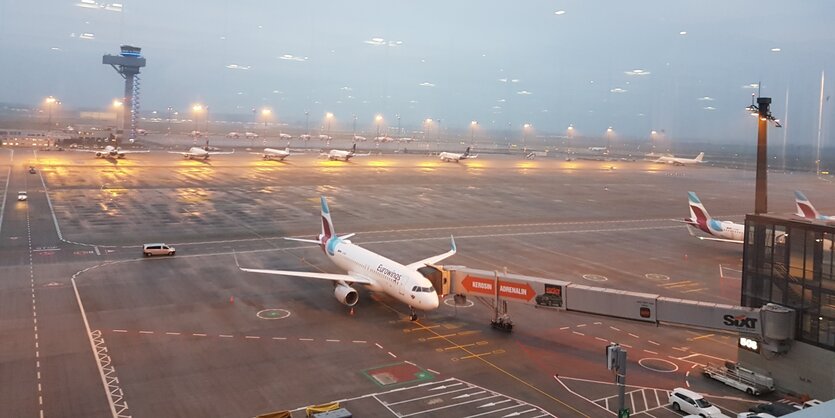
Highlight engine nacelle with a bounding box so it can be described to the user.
[334,283,359,306]
[95,152,103,158]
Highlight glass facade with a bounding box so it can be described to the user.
[743,215,835,351]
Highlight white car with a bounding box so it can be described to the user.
[737,413,776,418]
[669,388,727,417]
[142,243,176,257]
[17,191,27,201]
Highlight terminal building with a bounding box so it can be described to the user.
[742,214,835,400]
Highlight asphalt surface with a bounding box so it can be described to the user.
[1,138,831,417]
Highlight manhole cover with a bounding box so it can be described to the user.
[645,273,670,281]
[256,308,291,320]
[582,274,608,282]
[443,296,474,308]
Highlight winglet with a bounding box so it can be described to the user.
[233,249,240,268]
[450,235,456,253]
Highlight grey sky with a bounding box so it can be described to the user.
[1,0,834,143]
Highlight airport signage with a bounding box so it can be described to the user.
[460,275,536,302]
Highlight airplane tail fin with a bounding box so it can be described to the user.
[695,152,705,162]
[319,196,336,244]
[687,192,712,230]
[464,146,471,156]
[795,191,820,219]
[350,143,357,154]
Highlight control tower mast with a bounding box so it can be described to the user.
[103,45,146,141]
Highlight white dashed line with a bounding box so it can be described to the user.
[272,337,287,340]
[375,343,384,349]
[628,333,640,338]
[326,339,340,342]
[299,338,314,341]
[647,340,660,346]
[559,326,570,330]
[572,331,585,336]
[219,334,233,338]
[245,336,260,339]
[352,340,367,343]
[595,337,608,342]
[138,331,153,334]
[192,333,207,337]
[643,350,658,355]
[609,326,621,331]
[388,352,397,358]
[165,332,181,336]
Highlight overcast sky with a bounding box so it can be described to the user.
[1,0,834,143]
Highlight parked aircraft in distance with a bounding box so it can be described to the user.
[320,144,369,161]
[655,152,705,166]
[795,191,835,221]
[237,196,455,320]
[253,146,294,161]
[168,140,234,160]
[678,192,743,243]
[439,147,477,162]
[71,145,149,159]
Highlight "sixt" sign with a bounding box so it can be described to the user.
[723,314,758,329]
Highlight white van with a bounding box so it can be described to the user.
[669,388,727,417]
[143,243,175,257]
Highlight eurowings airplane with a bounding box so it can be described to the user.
[72,145,149,159]
[655,152,705,166]
[245,132,259,139]
[679,192,744,243]
[320,144,369,161]
[237,196,454,320]
[252,146,293,161]
[168,140,235,160]
[795,191,835,221]
[279,133,293,140]
[353,135,367,142]
[439,146,477,162]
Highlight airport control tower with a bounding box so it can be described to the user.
[103,45,146,140]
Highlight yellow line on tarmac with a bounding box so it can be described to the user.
[689,333,715,341]
[376,302,591,418]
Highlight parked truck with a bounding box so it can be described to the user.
[703,362,774,396]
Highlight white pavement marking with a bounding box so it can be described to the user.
[72,277,128,418]
[647,340,660,346]
[37,169,63,241]
[628,333,640,338]
[388,351,397,358]
[0,166,9,236]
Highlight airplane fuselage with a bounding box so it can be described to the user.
[324,237,439,310]
[262,148,289,160]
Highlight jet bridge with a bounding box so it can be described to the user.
[442,266,796,354]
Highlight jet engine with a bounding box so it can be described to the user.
[334,283,359,306]
[95,152,103,158]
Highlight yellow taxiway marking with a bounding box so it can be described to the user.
[404,324,441,333]
[375,302,592,418]
[437,341,489,352]
[659,280,695,288]
[688,333,715,341]
[682,288,709,293]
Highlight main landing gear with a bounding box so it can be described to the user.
[409,306,418,322]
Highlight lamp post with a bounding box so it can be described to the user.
[44,96,58,132]
[375,114,383,139]
[352,114,357,138]
[191,104,204,145]
[325,112,334,140]
[305,111,310,137]
[606,126,613,150]
[112,99,123,132]
[470,120,478,145]
[523,123,531,151]
[167,106,174,135]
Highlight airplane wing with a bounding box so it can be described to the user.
[696,236,743,244]
[406,236,456,269]
[167,151,192,156]
[238,266,373,284]
[208,150,235,155]
[284,237,320,244]
[69,149,103,153]
[118,149,150,154]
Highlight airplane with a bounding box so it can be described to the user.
[588,146,607,152]
[398,137,415,143]
[655,152,705,166]
[168,140,235,160]
[237,196,454,320]
[374,136,393,142]
[279,133,293,140]
[679,192,743,243]
[318,134,332,141]
[353,135,367,142]
[226,132,241,139]
[299,134,312,141]
[189,130,203,138]
[252,146,294,161]
[135,128,148,136]
[72,145,149,159]
[795,191,835,221]
[245,132,259,139]
[320,144,369,161]
[439,146,477,163]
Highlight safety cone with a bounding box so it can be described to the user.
[349,307,354,316]
[229,295,235,304]
[684,254,688,261]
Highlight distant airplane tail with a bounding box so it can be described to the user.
[350,143,357,154]
[463,146,471,157]
[695,152,705,162]
[687,192,712,232]
[319,196,336,252]
[795,191,820,219]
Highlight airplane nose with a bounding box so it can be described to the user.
[429,295,440,309]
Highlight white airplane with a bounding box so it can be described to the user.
[374,136,393,142]
[237,196,454,320]
[299,134,312,141]
[72,145,149,159]
[279,133,293,140]
[136,128,148,136]
[318,134,332,141]
[168,140,235,160]
[588,146,607,152]
[679,192,744,243]
[253,146,294,161]
[189,130,203,137]
[245,132,259,139]
[353,135,367,142]
[320,144,369,161]
[795,191,835,221]
[398,137,415,143]
[439,146,477,162]
[226,132,241,139]
[655,152,705,166]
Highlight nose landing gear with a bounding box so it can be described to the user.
[409,306,418,322]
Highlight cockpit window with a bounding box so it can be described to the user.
[412,286,435,293]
